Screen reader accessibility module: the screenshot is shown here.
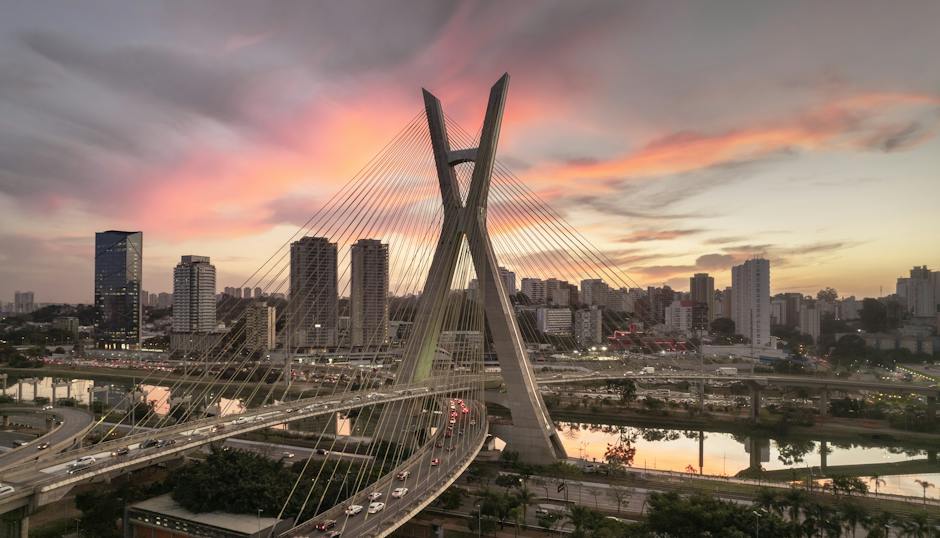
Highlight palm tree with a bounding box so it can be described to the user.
[899,511,931,538]
[862,511,896,538]
[564,505,598,538]
[755,488,779,514]
[782,488,808,524]
[870,474,886,496]
[912,479,934,506]
[514,486,536,522]
[839,501,868,538]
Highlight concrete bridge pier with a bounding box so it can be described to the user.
[749,384,761,423]
[0,506,28,538]
[820,441,829,474]
[927,395,937,427]
[1,415,9,428]
[818,389,829,417]
[695,382,705,412]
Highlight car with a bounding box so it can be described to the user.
[469,419,477,426]
[282,452,295,458]
[66,456,96,474]
[435,442,443,448]
[430,458,440,466]
[36,442,50,450]
[445,446,455,452]
[285,407,297,413]
[449,418,456,424]
[316,448,330,455]
[313,519,336,531]
[391,487,408,498]
[396,471,410,480]
[158,439,176,448]
[140,439,160,449]
[0,485,14,497]
[367,491,382,501]
[368,501,385,514]
[344,504,363,516]
[233,417,249,425]
[41,405,53,411]
[111,447,129,457]
[326,531,342,538]
[11,441,27,448]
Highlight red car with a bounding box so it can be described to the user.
[431,458,440,466]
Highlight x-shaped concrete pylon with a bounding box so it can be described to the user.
[396,73,565,464]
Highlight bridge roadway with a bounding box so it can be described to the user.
[534,371,940,395]
[0,407,94,472]
[0,377,479,516]
[285,401,487,538]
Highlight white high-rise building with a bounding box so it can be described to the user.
[290,237,338,348]
[574,308,604,346]
[521,278,546,304]
[13,291,34,314]
[536,307,572,335]
[665,299,695,335]
[350,239,389,348]
[172,256,216,333]
[731,258,771,347]
[246,302,276,351]
[799,302,821,344]
[580,279,609,307]
[896,266,937,317]
[498,266,517,296]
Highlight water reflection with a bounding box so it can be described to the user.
[556,422,940,500]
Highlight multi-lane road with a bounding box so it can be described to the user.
[0,406,93,471]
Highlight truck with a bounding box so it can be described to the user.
[716,367,738,376]
[640,366,655,375]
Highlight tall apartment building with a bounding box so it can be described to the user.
[574,308,603,347]
[896,266,937,317]
[498,266,517,296]
[731,258,771,347]
[246,302,277,351]
[521,278,546,304]
[289,237,338,349]
[607,288,633,313]
[13,291,34,314]
[799,301,821,344]
[94,231,142,348]
[350,239,389,348]
[647,286,675,326]
[544,278,570,306]
[690,273,715,321]
[665,299,708,336]
[172,255,217,333]
[581,279,609,307]
[254,287,263,299]
[536,307,572,335]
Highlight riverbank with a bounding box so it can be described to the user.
[548,406,940,449]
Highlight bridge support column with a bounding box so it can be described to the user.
[820,441,829,474]
[0,507,28,538]
[818,389,829,417]
[749,384,761,423]
[927,395,937,428]
[1,415,8,428]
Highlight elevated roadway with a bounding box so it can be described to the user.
[0,407,93,472]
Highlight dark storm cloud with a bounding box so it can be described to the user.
[20,31,256,127]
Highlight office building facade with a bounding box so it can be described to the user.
[94,231,142,348]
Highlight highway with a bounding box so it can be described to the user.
[0,407,93,472]
[0,377,477,513]
[285,400,487,538]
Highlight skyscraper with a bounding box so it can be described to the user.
[246,301,277,351]
[289,236,337,349]
[94,230,142,348]
[350,239,389,348]
[690,273,715,321]
[498,266,517,296]
[731,258,771,347]
[172,255,217,333]
[581,279,610,307]
[521,278,546,304]
[13,291,34,314]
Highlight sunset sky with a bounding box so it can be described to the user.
[1,1,938,304]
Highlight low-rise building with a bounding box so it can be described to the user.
[124,493,293,537]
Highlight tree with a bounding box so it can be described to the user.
[817,288,838,303]
[913,479,934,506]
[514,486,536,522]
[608,486,631,514]
[859,298,888,333]
[839,501,868,538]
[565,505,601,538]
[869,474,885,495]
[435,487,465,510]
[710,317,735,336]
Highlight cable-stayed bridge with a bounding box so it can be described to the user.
[4,73,933,538]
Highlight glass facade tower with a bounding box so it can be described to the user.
[94,230,142,348]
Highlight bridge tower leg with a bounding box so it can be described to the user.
[0,507,28,538]
[394,74,565,465]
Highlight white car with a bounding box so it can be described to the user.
[391,487,409,498]
[0,485,14,497]
[367,491,382,501]
[344,504,363,516]
[66,456,96,474]
[367,502,385,514]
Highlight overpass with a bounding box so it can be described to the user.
[0,407,94,472]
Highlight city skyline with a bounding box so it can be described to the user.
[2,1,939,303]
